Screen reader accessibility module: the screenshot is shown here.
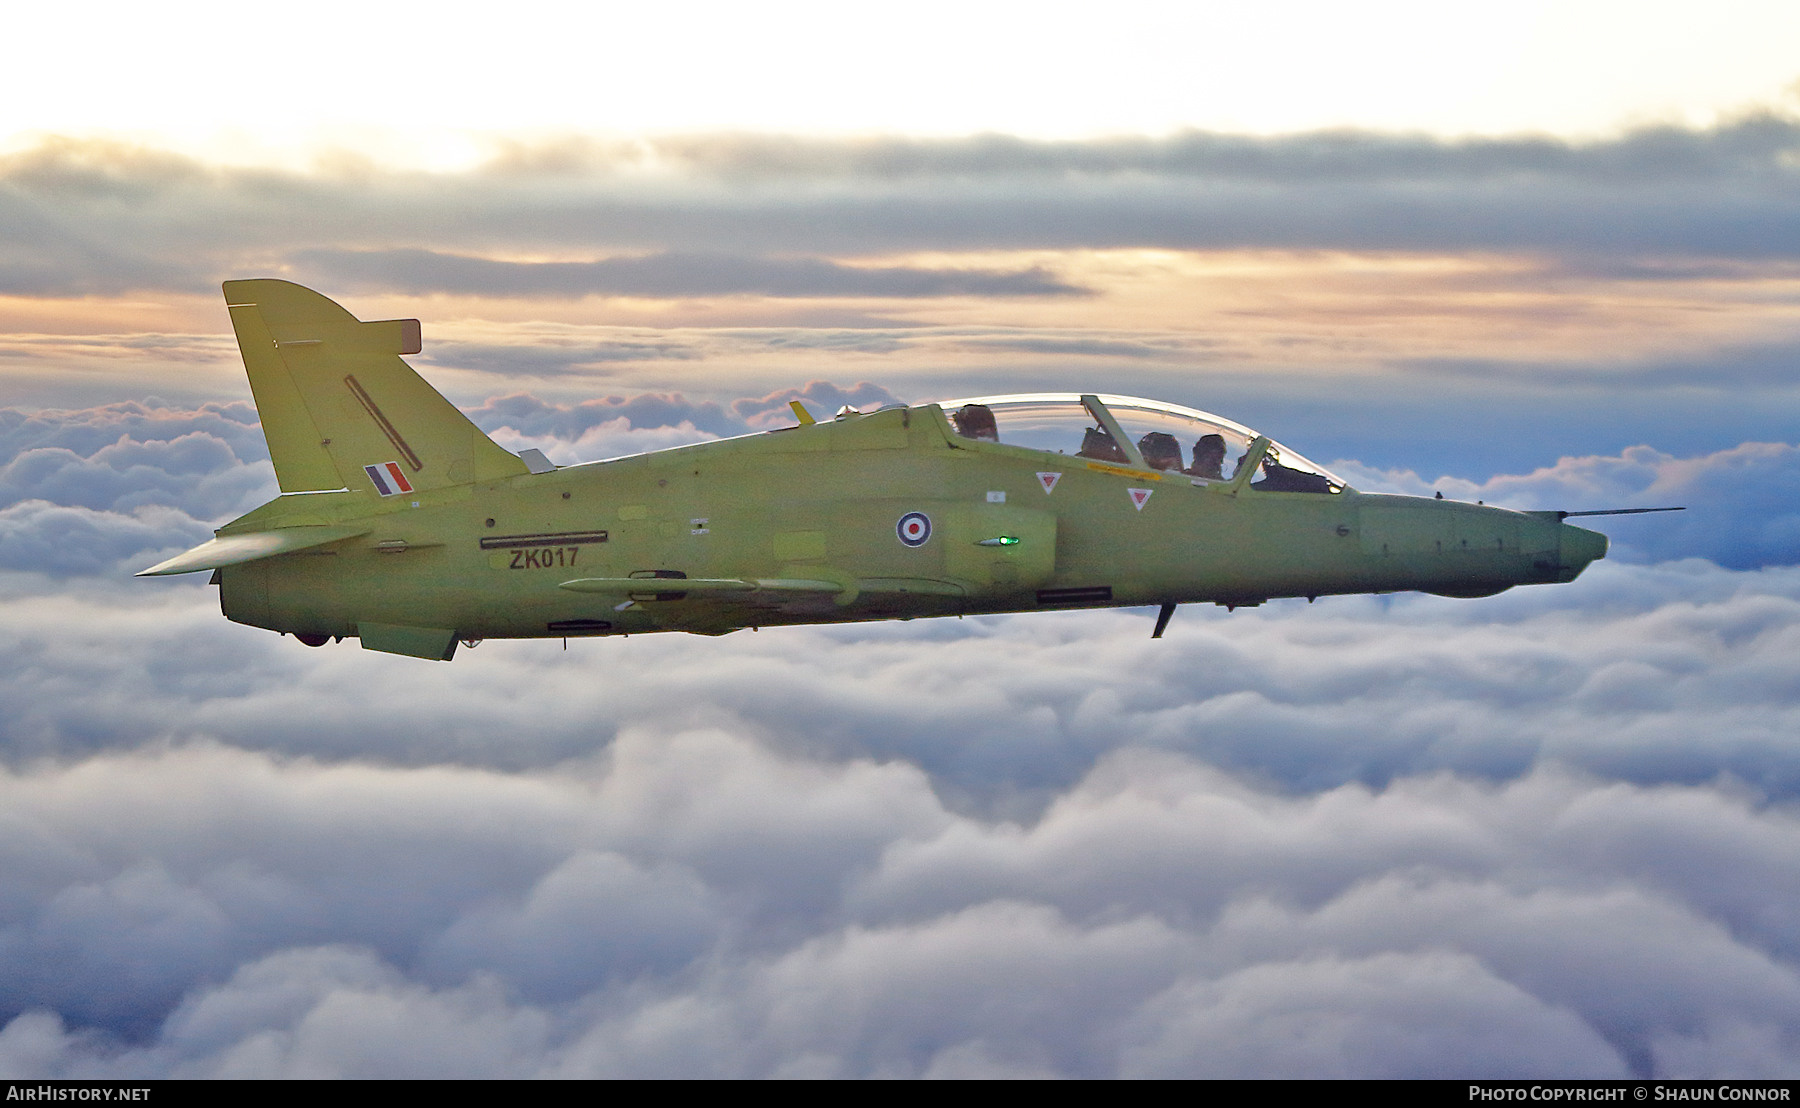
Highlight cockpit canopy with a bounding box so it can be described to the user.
[934,393,1347,493]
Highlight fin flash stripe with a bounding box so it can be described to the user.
[364,462,414,497]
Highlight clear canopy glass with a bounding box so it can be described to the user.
[934,393,1347,492]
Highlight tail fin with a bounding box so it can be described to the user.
[223,279,527,496]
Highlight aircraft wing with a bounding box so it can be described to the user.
[137,526,371,576]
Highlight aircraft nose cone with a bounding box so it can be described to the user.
[1558,523,1608,581]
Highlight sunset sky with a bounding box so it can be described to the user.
[5,0,1800,1078]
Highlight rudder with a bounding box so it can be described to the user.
[224,279,527,496]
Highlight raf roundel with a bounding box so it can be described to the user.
[896,511,932,548]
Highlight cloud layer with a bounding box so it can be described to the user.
[296,249,1085,300]
[6,117,1800,298]
[4,610,1800,1078]
[2,394,1800,1076]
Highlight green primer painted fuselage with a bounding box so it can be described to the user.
[141,281,1607,661]
[212,402,1604,656]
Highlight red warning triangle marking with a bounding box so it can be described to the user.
[1128,487,1152,510]
[1037,471,1061,494]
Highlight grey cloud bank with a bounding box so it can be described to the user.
[528,120,1800,186]
[296,249,1086,300]
[0,402,277,576]
[6,116,1800,296]
[0,401,265,464]
[3,714,1799,1076]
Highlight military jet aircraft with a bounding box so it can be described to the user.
[139,280,1631,660]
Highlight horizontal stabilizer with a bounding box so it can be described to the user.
[136,526,369,576]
